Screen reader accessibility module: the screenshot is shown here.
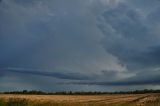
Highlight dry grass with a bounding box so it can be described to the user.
[0,93,160,106]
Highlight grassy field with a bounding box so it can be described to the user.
[0,94,160,106]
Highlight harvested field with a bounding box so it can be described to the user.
[0,94,160,106]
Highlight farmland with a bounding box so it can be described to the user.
[0,93,160,106]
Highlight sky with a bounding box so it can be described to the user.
[1,0,160,92]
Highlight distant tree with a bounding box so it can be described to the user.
[22,90,28,94]
[2,89,160,95]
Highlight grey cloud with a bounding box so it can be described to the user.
[129,46,160,69]
[13,0,37,5]
[0,0,124,76]
[68,80,160,86]
[148,7,160,24]
[1,0,160,91]
[101,70,117,79]
[126,0,160,13]
[97,2,160,70]
[100,70,133,81]
[68,70,160,86]
[4,68,92,80]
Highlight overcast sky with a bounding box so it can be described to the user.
[1,0,160,92]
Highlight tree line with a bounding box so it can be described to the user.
[1,89,160,95]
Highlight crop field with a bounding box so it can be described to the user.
[0,94,160,106]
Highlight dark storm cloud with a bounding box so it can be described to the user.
[0,0,124,77]
[68,70,160,86]
[68,80,160,86]
[4,68,92,80]
[1,0,160,91]
[129,46,160,68]
[126,0,160,11]
[97,2,160,70]
[13,0,36,4]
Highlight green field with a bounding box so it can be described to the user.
[0,94,160,106]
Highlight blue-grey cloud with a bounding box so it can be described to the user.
[1,0,160,91]
[68,70,160,86]
[3,68,92,80]
[68,80,160,86]
[97,2,160,71]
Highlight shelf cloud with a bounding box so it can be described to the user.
[1,0,160,91]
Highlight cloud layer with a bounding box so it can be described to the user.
[0,0,160,91]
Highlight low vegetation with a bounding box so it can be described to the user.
[1,90,160,106]
[0,93,160,106]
